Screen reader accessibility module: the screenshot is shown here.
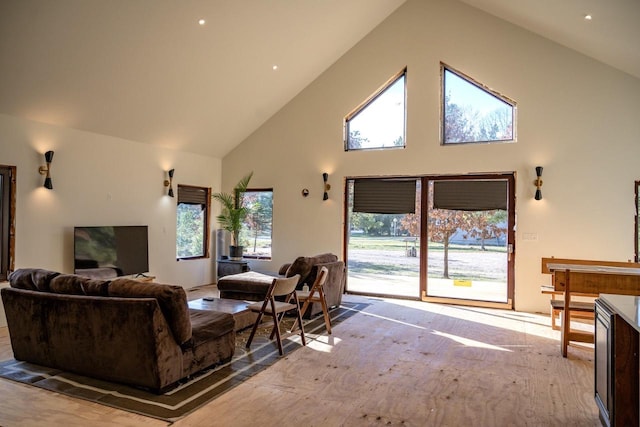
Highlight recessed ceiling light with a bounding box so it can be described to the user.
[584,14,592,21]
[198,19,206,25]
[272,65,279,71]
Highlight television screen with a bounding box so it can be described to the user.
[74,226,149,279]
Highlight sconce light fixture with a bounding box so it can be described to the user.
[322,172,331,201]
[38,150,54,189]
[534,166,543,200]
[164,169,175,197]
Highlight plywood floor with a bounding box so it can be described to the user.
[0,291,600,426]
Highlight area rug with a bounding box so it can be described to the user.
[0,302,366,422]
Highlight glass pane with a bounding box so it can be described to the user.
[426,180,509,303]
[346,179,421,298]
[241,190,273,259]
[347,75,405,150]
[443,67,514,144]
[176,203,205,258]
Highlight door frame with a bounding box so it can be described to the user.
[420,173,515,309]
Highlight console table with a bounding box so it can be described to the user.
[217,259,249,278]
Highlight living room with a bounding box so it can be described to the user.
[1,0,640,425]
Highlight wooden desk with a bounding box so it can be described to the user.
[542,257,640,357]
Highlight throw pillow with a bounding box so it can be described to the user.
[108,279,192,345]
[49,274,111,296]
[8,268,60,291]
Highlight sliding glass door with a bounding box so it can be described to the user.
[345,173,515,308]
[424,175,514,307]
[345,178,421,298]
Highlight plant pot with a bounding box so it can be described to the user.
[229,245,244,261]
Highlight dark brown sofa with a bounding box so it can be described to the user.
[218,253,345,317]
[1,268,235,393]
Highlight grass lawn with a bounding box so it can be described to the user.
[347,236,507,281]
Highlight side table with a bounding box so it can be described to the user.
[217,259,249,278]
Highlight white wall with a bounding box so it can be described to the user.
[222,0,640,312]
[0,113,221,288]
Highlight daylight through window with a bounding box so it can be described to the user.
[176,184,211,259]
[241,189,273,260]
[345,68,406,151]
[441,64,516,144]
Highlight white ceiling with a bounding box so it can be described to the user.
[1,0,638,158]
[460,0,640,81]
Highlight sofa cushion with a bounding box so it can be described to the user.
[108,279,192,345]
[49,274,110,296]
[285,256,314,285]
[8,268,60,291]
[188,309,236,347]
[217,271,274,294]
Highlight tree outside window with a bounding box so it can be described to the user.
[345,68,406,151]
[176,185,211,259]
[241,189,273,259]
[442,63,516,144]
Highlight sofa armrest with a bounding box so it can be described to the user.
[278,263,292,276]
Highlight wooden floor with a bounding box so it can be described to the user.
[0,289,600,426]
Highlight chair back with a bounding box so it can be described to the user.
[272,274,300,297]
[310,266,329,292]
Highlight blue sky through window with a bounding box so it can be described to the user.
[347,74,405,150]
[443,66,515,143]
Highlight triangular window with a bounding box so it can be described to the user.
[345,68,406,151]
[441,63,516,144]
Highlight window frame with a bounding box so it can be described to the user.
[176,184,211,261]
[344,67,407,151]
[241,188,273,260]
[633,180,640,262]
[440,62,517,145]
[0,165,16,282]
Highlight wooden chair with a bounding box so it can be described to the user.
[293,266,331,334]
[542,257,640,357]
[245,274,306,356]
[541,285,595,330]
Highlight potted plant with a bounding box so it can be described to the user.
[212,172,253,260]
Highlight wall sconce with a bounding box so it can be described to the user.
[534,166,543,200]
[38,150,54,189]
[323,173,331,201]
[164,169,175,197]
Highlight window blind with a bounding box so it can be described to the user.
[177,185,210,205]
[432,180,507,211]
[353,179,416,214]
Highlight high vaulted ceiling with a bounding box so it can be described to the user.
[1,0,638,158]
[460,0,640,81]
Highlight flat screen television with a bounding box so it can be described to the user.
[74,225,149,279]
